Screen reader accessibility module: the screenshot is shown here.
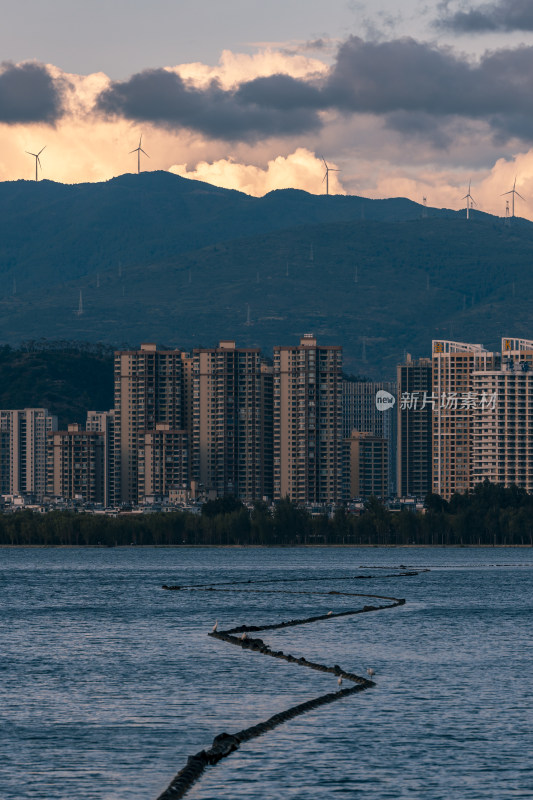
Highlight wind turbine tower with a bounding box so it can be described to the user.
[462,179,476,221]
[502,177,525,218]
[26,146,46,181]
[321,157,340,196]
[130,135,150,174]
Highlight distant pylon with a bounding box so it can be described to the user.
[422,196,428,219]
[245,303,252,326]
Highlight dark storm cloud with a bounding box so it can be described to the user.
[96,68,322,141]
[437,0,533,33]
[96,37,533,144]
[324,37,533,140]
[0,62,64,124]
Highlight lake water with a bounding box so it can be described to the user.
[1,547,532,800]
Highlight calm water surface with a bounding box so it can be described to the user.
[1,547,532,799]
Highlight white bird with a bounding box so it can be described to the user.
[327,611,333,616]
[337,676,343,688]
[240,632,248,641]
[367,668,375,679]
[212,620,218,632]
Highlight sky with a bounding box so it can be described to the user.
[3,0,533,217]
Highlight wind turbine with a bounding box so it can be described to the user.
[501,177,525,218]
[26,146,46,181]
[321,157,340,196]
[130,135,149,174]
[462,179,476,221]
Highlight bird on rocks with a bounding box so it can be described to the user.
[212,620,218,633]
[240,632,248,641]
[367,668,375,679]
[327,611,333,616]
[337,676,343,688]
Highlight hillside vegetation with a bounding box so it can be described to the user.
[1,172,533,376]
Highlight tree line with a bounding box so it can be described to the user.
[0,482,532,546]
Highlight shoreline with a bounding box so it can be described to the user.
[1,543,532,549]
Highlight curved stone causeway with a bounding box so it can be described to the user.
[156,571,423,799]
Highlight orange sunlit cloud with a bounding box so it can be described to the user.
[2,49,533,221]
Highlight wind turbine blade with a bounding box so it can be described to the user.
[129,148,138,154]
[322,173,327,183]
[38,146,46,156]
[470,196,477,205]
[501,190,513,196]
[140,149,150,157]
[26,151,37,157]
[515,192,526,201]
[37,157,42,168]
[322,157,328,168]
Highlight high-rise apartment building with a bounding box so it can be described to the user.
[342,379,397,494]
[396,356,433,497]
[472,337,533,491]
[432,340,499,500]
[114,344,184,504]
[0,408,57,499]
[86,410,115,506]
[273,335,342,504]
[138,424,189,500]
[192,341,271,501]
[47,423,104,503]
[344,430,388,499]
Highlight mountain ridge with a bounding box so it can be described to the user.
[2,171,533,377]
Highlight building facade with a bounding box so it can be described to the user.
[396,356,433,498]
[192,341,271,501]
[432,340,499,500]
[86,410,115,506]
[114,344,185,504]
[342,379,397,494]
[47,423,105,503]
[138,424,189,500]
[0,408,57,499]
[344,430,388,499]
[472,337,533,492]
[273,335,343,504]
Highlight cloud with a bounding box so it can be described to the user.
[95,36,533,146]
[169,148,344,196]
[437,0,533,33]
[174,48,328,89]
[0,61,65,124]
[96,68,323,142]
